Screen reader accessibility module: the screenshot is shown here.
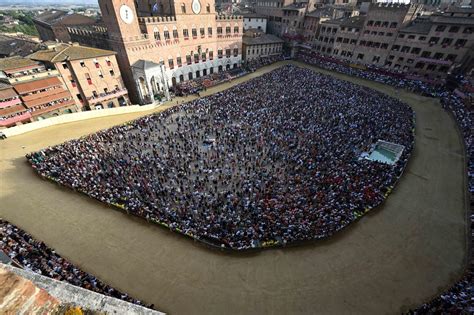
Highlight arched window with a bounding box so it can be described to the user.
[234,26,239,33]
[181,3,186,14]
[154,27,160,40]
[164,27,170,40]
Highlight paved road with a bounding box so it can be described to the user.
[0,62,468,315]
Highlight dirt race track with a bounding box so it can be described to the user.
[0,61,468,315]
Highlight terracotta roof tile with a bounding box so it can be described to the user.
[29,44,116,62]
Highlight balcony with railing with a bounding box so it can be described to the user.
[86,89,128,105]
[6,70,60,85]
[0,103,26,116]
[30,100,76,116]
[23,90,72,108]
[0,111,31,127]
[0,97,21,109]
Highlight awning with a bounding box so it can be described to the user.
[0,87,17,100]
[13,77,62,95]
[23,90,71,108]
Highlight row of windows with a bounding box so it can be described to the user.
[426,36,467,47]
[282,19,303,29]
[321,26,337,33]
[388,52,457,62]
[75,58,112,69]
[433,25,472,34]
[358,40,389,49]
[363,30,393,37]
[79,69,115,85]
[315,45,457,73]
[167,49,239,69]
[75,85,121,102]
[340,27,360,33]
[154,26,239,40]
[247,46,282,55]
[366,20,398,28]
[318,36,467,52]
[283,10,304,17]
[387,61,450,74]
[177,63,239,82]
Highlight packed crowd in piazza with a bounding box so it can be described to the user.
[0,50,470,311]
[296,50,473,314]
[27,65,414,250]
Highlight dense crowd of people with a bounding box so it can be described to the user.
[173,68,247,96]
[297,50,444,97]
[243,55,287,72]
[27,65,414,250]
[10,50,471,310]
[295,50,473,314]
[0,219,152,309]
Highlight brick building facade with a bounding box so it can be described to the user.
[68,0,243,103]
[0,57,77,127]
[29,43,130,111]
[33,10,97,43]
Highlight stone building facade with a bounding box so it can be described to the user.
[242,30,284,61]
[311,4,473,79]
[387,8,474,78]
[242,13,268,32]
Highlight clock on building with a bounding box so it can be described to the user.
[119,4,134,24]
[192,0,201,14]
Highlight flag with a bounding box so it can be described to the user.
[152,2,159,13]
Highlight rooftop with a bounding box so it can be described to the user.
[132,59,162,71]
[0,56,39,72]
[243,32,284,45]
[241,13,267,19]
[321,18,343,26]
[282,3,308,11]
[400,18,433,35]
[28,43,116,63]
[0,34,40,57]
[33,10,96,25]
[33,10,96,26]
[0,81,12,90]
[306,7,332,18]
[340,16,365,28]
[33,9,68,25]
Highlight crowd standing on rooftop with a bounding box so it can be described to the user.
[0,219,152,309]
[296,50,473,314]
[27,65,414,250]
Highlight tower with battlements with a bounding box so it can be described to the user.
[95,0,243,103]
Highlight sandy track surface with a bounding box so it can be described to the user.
[0,61,468,315]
